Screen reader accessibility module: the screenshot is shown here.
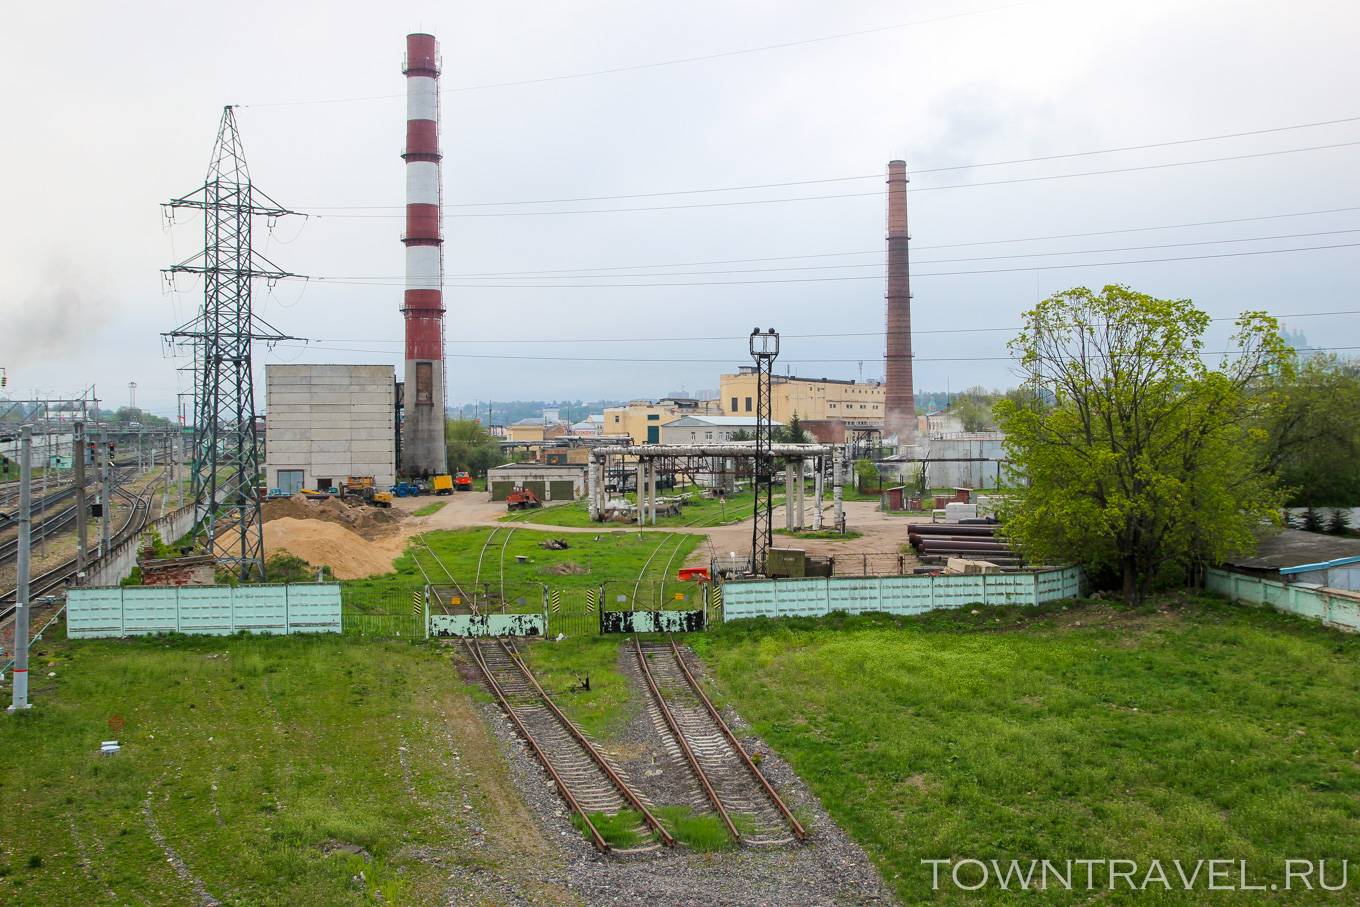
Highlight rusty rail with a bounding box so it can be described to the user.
[462,639,611,852]
[631,636,740,842]
[497,638,675,848]
[667,636,806,841]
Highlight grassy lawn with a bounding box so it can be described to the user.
[0,633,570,906]
[344,527,703,611]
[411,501,447,517]
[685,597,1360,904]
[499,488,775,529]
[775,528,864,540]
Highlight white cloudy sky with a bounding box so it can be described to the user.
[1,0,1358,416]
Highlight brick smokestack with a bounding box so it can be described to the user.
[884,159,915,448]
[401,32,449,477]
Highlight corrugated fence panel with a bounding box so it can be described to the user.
[723,581,778,619]
[67,584,341,638]
[775,579,831,618]
[877,576,935,616]
[933,576,986,609]
[721,567,1085,621]
[287,584,344,634]
[66,587,125,638]
[233,585,289,634]
[831,577,881,615]
[121,588,180,636]
[1205,568,1359,634]
[178,586,235,634]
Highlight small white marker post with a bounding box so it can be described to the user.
[9,427,33,712]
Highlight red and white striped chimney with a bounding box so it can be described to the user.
[401,32,449,476]
[883,159,916,449]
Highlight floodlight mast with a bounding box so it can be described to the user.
[749,328,779,574]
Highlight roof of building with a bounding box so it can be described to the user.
[662,415,783,428]
[1224,528,1360,571]
[489,462,586,472]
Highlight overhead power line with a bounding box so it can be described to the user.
[300,228,1360,282]
[242,1,1039,107]
[281,241,1360,288]
[304,309,1360,346]
[299,140,1360,220]
[270,343,1360,365]
[298,115,1360,210]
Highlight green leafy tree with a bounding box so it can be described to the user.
[444,419,502,477]
[953,397,995,432]
[995,285,1291,603]
[853,458,879,493]
[1262,354,1360,506]
[729,428,753,442]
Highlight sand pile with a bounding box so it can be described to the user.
[263,517,405,580]
[262,494,404,540]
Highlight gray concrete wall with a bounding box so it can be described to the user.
[402,358,448,477]
[85,504,197,587]
[265,364,397,490]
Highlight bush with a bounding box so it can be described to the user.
[1326,508,1353,535]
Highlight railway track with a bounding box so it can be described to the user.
[0,476,159,613]
[465,636,673,854]
[631,636,805,847]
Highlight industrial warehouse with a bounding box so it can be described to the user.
[3,6,1360,906]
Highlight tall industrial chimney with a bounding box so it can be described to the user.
[401,32,449,477]
[883,159,916,450]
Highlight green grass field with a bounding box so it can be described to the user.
[0,634,573,906]
[686,597,1360,904]
[411,501,447,517]
[343,527,703,614]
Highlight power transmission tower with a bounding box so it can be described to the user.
[749,328,779,575]
[162,106,302,581]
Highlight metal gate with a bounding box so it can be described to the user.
[549,480,575,501]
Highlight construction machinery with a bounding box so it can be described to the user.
[432,474,454,496]
[454,471,473,492]
[505,488,541,511]
[371,490,394,508]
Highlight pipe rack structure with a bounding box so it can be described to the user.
[586,443,845,554]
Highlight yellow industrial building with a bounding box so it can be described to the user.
[718,368,885,427]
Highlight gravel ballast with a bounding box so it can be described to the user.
[470,640,897,906]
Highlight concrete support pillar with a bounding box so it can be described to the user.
[649,461,658,525]
[588,456,600,521]
[813,456,824,530]
[636,459,646,528]
[784,466,795,531]
[833,447,844,531]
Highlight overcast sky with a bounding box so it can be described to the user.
[2,0,1358,417]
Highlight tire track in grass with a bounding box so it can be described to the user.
[143,775,223,906]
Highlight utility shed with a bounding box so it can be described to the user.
[487,462,586,502]
[265,364,397,493]
[1222,528,1360,582]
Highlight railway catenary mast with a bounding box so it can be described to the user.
[883,159,916,451]
[401,32,450,477]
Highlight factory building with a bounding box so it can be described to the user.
[603,397,722,445]
[487,462,586,502]
[719,369,884,428]
[659,415,780,444]
[264,364,397,494]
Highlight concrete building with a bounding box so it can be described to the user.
[488,462,586,502]
[603,397,722,445]
[506,418,567,443]
[719,368,884,427]
[659,414,781,444]
[265,364,397,493]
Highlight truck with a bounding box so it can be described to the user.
[454,471,473,492]
[431,474,454,496]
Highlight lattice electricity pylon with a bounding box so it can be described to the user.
[749,328,779,575]
[161,106,302,581]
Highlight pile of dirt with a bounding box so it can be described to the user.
[261,494,404,540]
[544,562,588,575]
[262,517,404,580]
